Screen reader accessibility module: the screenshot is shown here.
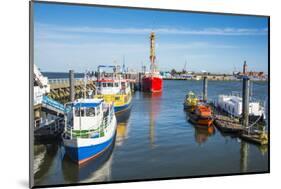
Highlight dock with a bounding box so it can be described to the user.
[205,77,268,145]
[48,72,142,103]
[212,107,268,145]
[33,68,142,144]
[34,118,64,143]
[240,132,268,145]
[48,78,96,103]
[214,118,244,133]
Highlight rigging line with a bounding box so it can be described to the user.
[246,114,262,129]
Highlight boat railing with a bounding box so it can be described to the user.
[64,104,114,139]
[48,78,84,85]
[230,91,241,97]
[65,124,102,139]
[102,104,114,129]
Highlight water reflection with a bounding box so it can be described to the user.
[116,108,131,146]
[116,122,129,146]
[184,112,215,144]
[61,136,115,183]
[143,92,162,147]
[240,141,249,172]
[60,108,132,183]
[34,144,59,182]
[258,144,268,155]
[33,80,268,185]
[193,125,215,145]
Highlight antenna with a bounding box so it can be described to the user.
[122,56,126,73]
[183,58,187,73]
[84,69,87,99]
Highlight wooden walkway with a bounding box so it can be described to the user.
[212,106,268,145]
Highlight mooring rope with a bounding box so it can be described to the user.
[245,114,262,129]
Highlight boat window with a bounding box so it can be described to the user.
[75,107,85,117]
[107,82,113,87]
[96,107,100,115]
[75,108,80,116]
[115,96,120,101]
[114,82,119,87]
[102,83,107,87]
[86,108,95,117]
[80,108,85,116]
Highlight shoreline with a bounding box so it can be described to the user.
[163,78,268,82]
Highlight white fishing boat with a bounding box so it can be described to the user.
[214,94,265,120]
[62,98,117,164]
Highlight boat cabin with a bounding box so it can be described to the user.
[195,104,212,117]
[66,99,104,131]
[97,79,130,95]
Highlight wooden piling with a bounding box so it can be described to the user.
[203,76,208,102]
[242,77,250,128]
[69,70,75,102]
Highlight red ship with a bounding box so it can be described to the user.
[142,32,163,93]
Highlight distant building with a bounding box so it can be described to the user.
[247,71,265,77]
[234,61,266,80]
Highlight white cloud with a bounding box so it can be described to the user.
[34,23,267,72]
[35,22,268,38]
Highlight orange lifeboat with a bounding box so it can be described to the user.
[189,103,213,127]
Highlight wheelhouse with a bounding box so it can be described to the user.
[96,79,130,95]
[66,99,104,131]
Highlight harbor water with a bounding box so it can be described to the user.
[34,80,268,186]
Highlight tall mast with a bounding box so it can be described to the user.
[150,32,156,73]
[84,70,87,99]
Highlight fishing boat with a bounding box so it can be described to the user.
[189,103,214,127]
[142,74,163,93]
[62,98,117,164]
[183,91,199,111]
[142,32,163,93]
[95,65,132,115]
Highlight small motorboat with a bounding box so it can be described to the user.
[189,103,213,127]
[183,91,198,112]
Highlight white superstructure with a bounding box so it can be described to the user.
[63,98,116,147]
[34,65,50,105]
[215,95,264,118]
[62,97,117,164]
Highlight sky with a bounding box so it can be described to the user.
[34,2,268,74]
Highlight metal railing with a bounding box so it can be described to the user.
[64,104,114,140]
[48,78,84,85]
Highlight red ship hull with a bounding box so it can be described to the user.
[142,76,163,93]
